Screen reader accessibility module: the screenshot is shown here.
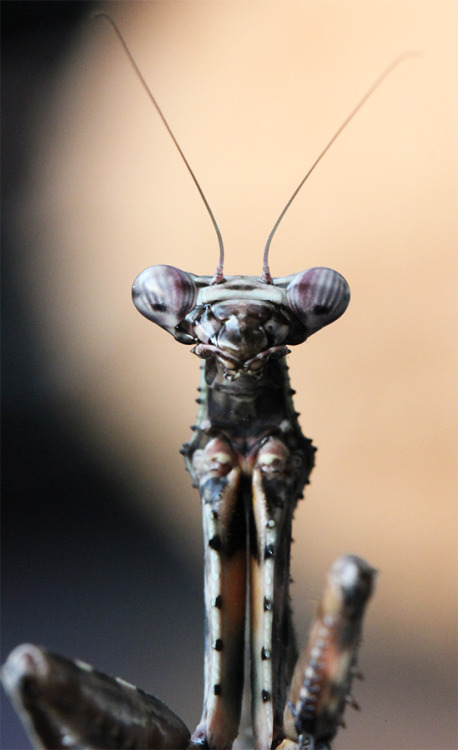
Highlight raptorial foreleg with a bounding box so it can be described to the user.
[2,643,191,750]
[186,436,247,750]
[250,435,314,750]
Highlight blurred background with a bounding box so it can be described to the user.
[2,2,457,748]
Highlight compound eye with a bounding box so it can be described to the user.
[286,267,350,337]
[132,264,197,333]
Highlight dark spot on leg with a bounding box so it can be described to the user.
[209,535,222,551]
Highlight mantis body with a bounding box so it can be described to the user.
[2,16,413,750]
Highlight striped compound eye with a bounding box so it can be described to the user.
[286,267,350,337]
[132,265,197,335]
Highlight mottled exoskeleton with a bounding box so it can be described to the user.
[132,265,350,749]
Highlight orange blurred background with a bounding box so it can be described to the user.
[3,2,456,748]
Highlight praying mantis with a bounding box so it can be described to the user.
[3,16,423,750]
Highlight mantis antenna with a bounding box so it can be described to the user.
[261,52,419,282]
[96,12,225,282]
[98,14,417,284]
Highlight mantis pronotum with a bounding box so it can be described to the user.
[4,17,425,750]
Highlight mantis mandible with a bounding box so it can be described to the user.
[3,16,419,750]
